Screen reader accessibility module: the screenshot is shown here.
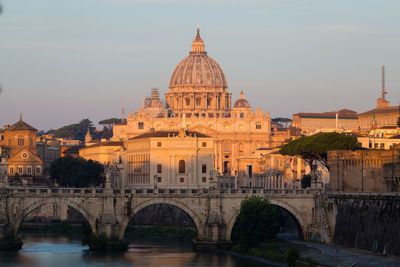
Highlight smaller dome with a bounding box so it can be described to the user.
[144,89,164,109]
[233,91,251,109]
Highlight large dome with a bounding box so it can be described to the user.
[169,29,227,89]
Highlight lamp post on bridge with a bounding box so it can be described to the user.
[153,175,158,190]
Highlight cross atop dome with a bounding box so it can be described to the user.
[191,26,206,54]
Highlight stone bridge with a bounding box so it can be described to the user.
[0,185,329,248]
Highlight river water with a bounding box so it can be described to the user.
[0,235,270,267]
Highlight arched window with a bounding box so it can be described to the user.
[178,160,185,174]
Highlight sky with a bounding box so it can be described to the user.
[0,0,399,131]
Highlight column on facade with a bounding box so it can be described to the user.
[172,156,176,185]
[297,158,302,180]
[191,93,194,110]
[167,155,171,184]
[231,140,236,175]
[220,93,225,111]
[213,140,218,174]
[218,140,223,175]
[190,155,195,186]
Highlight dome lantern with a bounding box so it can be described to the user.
[191,28,206,54]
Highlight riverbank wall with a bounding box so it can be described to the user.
[333,196,400,256]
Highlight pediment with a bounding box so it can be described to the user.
[8,150,43,163]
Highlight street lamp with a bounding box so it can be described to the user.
[153,175,157,189]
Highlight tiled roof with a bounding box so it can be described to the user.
[6,120,37,131]
[130,130,209,140]
[358,106,399,115]
[63,146,81,154]
[81,141,123,149]
[293,109,358,119]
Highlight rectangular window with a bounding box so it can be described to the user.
[157,164,162,173]
[18,167,23,174]
[18,137,24,146]
[180,177,184,183]
[157,142,162,147]
[202,164,207,174]
[138,122,144,129]
[157,177,162,183]
[380,143,385,149]
[202,177,206,183]
[256,124,261,129]
[27,167,32,174]
[9,167,13,174]
[202,142,207,147]
[35,167,41,174]
[196,98,201,106]
[0,135,4,141]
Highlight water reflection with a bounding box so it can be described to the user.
[0,235,269,267]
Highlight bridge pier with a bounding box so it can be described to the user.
[193,197,232,251]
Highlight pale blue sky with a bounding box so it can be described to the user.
[1,0,399,130]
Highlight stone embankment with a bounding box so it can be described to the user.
[333,194,400,256]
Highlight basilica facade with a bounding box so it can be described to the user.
[113,29,272,176]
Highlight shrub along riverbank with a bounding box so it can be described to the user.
[230,197,320,267]
[232,240,319,267]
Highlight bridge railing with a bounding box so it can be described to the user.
[4,185,321,197]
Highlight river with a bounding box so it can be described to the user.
[0,234,271,267]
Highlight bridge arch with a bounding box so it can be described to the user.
[225,199,307,241]
[119,198,206,240]
[15,198,97,235]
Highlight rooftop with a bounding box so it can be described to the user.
[81,141,124,150]
[130,130,210,140]
[358,106,399,116]
[294,109,358,119]
[6,117,37,131]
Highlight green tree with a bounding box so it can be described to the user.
[50,155,104,187]
[52,119,96,141]
[280,132,360,171]
[286,248,300,267]
[231,197,279,250]
[301,174,311,189]
[99,118,121,127]
[272,117,292,127]
[98,118,121,140]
